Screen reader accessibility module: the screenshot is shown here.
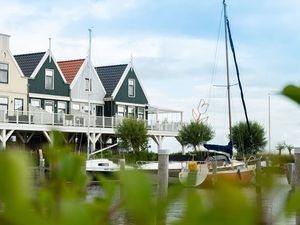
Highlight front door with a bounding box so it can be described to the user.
[96,105,103,116]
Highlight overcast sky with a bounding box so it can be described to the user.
[1,0,299,153]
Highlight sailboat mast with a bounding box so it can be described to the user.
[223,0,232,141]
[87,28,92,158]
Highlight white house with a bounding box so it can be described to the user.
[58,58,106,116]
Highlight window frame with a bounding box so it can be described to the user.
[85,78,92,92]
[31,98,41,108]
[44,100,54,113]
[57,101,67,114]
[128,106,135,117]
[128,79,135,98]
[14,98,24,111]
[72,103,80,111]
[138,107,144,119]
[117,105,125,117]
[45,69,54,90]
[0,97,8,111]
[0,63,8,84]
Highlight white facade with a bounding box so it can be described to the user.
[70,59,106,116]
[0,33,28,113]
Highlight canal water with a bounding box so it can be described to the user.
[87,175,294,225]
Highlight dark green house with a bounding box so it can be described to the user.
[15,51,70,114]
[95,63,148,119]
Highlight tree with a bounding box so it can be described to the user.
[275,142,286,155]
[178,121,215,151]
[285,143,294,155]
[231,121,267,156]
[116,117,148,152]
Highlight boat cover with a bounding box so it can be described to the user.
[203,141,233,158]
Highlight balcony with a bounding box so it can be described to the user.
[0,109,182,133]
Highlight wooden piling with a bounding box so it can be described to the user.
[157,149,169,225]
[294,147,300,225]
[119,158,125,172]
[256,159,268,225]
[286,163,295,188]
[212,160,217,186]
[38,149,45,181]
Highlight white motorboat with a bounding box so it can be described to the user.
[86,158,133,178]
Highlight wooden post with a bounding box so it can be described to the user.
[38,149,45,182]
[256,159,268,225]
[286,163,295,189]
[294,147,300,225]
[212,160,217,186]
[157,149,169,225]
[119,158,125,172]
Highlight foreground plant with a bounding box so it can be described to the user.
[0,131,299,225]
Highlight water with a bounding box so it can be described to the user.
[86,175,295,225]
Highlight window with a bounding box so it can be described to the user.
[128,79,135,97]
[72,103,80,111]
[128,106,135,117]
[44,100,54,113]
[45,69,54,90]
[31,99,41,107]
[0,97,8,111]
[14,98,23,111]
[138,107,144,119]
[117,105,125,117]
[85,78,92,91]
[83,105,92,114]
[57,101,67,113]
[0,63,8,83]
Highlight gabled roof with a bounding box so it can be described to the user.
[95,64,128,97]
[58,59,85,84]
[14,52,46,77]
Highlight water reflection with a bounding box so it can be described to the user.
[86,175,294,225]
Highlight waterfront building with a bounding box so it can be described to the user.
[15,49,70,116]
[0,33,28,114]
[95,62,148,120]
[58,58,106,117]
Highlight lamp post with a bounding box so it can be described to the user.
[268,94,271,153]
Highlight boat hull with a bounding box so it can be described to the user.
[201,166,255,187]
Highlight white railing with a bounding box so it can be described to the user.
[0,110,181,132]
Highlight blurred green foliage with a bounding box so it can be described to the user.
[0,130,299,225]
[282,84,300,105]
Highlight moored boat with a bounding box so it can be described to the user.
[179,0,258,187]
[179,150,256,187]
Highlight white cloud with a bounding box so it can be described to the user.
[88,0,138,20]
[2,0,300,153]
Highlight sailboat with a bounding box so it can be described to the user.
[179,0,256,187]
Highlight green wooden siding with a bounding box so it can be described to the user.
[114,68,148,104]
[28,56,69,96]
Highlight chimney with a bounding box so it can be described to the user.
[0,33,10,51]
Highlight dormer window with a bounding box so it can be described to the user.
[85,78,92,92]
[0,63,8,84]
[45,69,54,90]
[128,79,135,97]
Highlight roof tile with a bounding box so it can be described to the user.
[14,52,46,77]
[95,64,128,97]
[58,59,85,84]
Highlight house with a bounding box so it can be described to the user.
[0,33,28,114]
[95,63,148,120]
[14,50,70,115]
[58,58,106,116]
